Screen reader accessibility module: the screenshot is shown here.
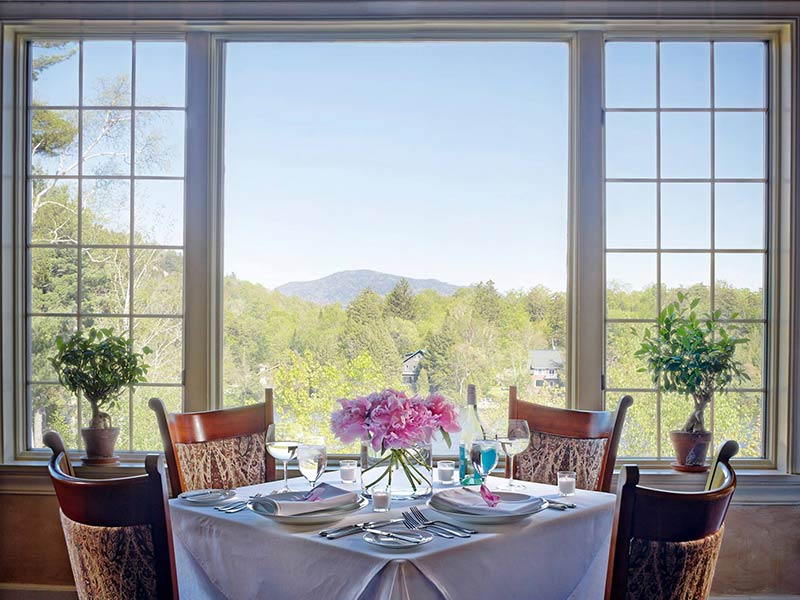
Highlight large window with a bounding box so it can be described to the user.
[222,41,570,453]
[26,39,187,451]
[604,40,769,458]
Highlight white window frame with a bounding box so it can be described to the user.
[0,17,795,484]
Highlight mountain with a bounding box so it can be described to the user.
[275,270,462,305]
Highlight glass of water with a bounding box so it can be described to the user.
[266,423,299,494]
[297,437,327,490]
[498,419,531,490]
[470,439,500,487]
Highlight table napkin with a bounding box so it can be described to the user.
[249,483,358,516]
[431,487,545,515]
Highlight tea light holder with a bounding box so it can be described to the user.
[437,460,455,484]
[372,487,391,512]
[557,470,576,497]
[339,460,359,484]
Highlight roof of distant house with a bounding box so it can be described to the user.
[403,349,425,362]
[529,350,564,370]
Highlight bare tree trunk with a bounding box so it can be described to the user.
[682,392,711,433]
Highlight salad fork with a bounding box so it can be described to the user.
[402,512,455,538]
[410,506,478,535]
[215,493,263,513]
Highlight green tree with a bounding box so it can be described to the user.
[385,278,416,320]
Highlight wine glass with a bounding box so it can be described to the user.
[498,419,531,490]
[469,439,500,487]
[266,424,300,494]
[297,437,327,490]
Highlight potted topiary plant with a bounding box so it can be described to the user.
[635,294,749,472]
[51,328,150,465]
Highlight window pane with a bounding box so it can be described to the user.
[31,41,79,107]
[714,42,766,109]
[134,317,183,383]
[135,42,186,107]
[661,392,692,453]
[133,249,183,315]
[661,252,710,311]
[661,183,710,249]
[31,247,78,313]
[135,111,185,176]
[81,248,130,314]
[715,112,765,179]
[715,183,764,249]
[606,323,654,389]
[30,179,78,245]
[715,253,764,319]
[82,109,131,176]
[733,322,763,388]
[608,392,658,457]
[606,253,656,319]
[660,42,710,108]
[30,316,76,382]
[82,179,130,244]
[30,384,78,449]
[31,110,78,175]
[606,183,656,249]
[605,112,657,178]
[134,180,184,246]
[82,41,132,106]
[223,41,569,448]
[714,391,763,458]
[605,42,656,108]
[132,386,181,450]
[660,112,710,178]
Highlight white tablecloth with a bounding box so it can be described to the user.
[171,474,615,600]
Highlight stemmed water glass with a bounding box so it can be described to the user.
[469,439,500,488]
[498,419,531,489]
[266,424,300,494]
[297,437,327,490]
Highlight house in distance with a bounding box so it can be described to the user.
[529,350,564,387]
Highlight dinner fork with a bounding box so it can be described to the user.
[409,506,478,535]
[401,513,453,539]
[215,493,262,513]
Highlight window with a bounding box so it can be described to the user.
[604,40,769,458]
[26,39,187,451]
[221,41,569,453]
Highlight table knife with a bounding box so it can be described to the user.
[322,519,403,539]
[364,528,425,543]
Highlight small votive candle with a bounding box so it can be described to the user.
[372,487,391,512]
[437,460,455,484]
[339,460,358,484]
[558,470,576,497]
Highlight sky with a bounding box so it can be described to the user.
[30,39,767,295]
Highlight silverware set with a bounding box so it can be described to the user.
[546,498,577,511]
[402,506,477,538]
[319,519,405,539]
[214,493,263,513]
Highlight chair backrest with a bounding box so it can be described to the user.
[506,387,633,492]
[149,388,276,496]
[706,439,740,491]
[605,453,737,600]
[43,429,75,477]
[46,435,179,600]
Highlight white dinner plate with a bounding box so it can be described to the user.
[427,493,548,524]
[178,489,236,506]
[363,529,433,550]
[248,496,368,525]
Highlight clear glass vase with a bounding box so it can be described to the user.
[360,441,433,500]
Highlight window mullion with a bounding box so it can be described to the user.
[183,32,214,413]
[571,30,605,411]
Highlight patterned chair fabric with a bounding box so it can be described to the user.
[514,430,607,490]
[625,527,724,600]
[175,432,267,491]
[60,511,158,600]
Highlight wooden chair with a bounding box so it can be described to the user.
[605,442,738,600]
[706,439,739,491]
[149,388,276,497]
[46,432,179,600]
[505,386,633,492]
[43,429,75,477]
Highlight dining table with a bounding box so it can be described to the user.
[170,473,616,600]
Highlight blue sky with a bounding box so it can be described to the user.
[31,39,766,294]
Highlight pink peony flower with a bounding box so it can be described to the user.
[330,396,371,443]
[424,392,461,434]
[479,484,501,507]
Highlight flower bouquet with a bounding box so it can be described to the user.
[331,388,460,500]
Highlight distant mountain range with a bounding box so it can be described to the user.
[275,270,462,305]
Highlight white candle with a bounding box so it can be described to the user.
[558,471,576,497]
[437,461,455,484]
[372,489,391,512]
[339,460,358,484]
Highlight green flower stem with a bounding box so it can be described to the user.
[363,447,432,493]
